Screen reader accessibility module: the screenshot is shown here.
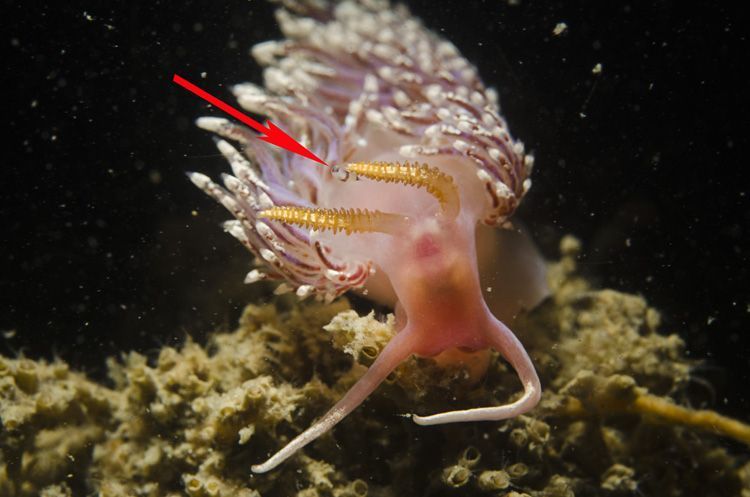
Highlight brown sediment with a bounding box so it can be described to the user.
[1,236,749,496]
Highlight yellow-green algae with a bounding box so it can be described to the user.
[1,236,748,497]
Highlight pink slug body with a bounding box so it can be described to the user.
[188,0,542,473]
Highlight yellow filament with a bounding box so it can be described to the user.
[259,206,409,235]
[632,394,750,445]
[346,161,460,218]
[559,394,750,446]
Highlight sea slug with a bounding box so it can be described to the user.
[189,0,541,473]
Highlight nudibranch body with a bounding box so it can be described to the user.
[189,0,540,473]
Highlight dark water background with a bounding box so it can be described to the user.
[3,0,748,427]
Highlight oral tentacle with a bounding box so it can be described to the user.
[259,205,410,235]
[345,161,460,218]
[411,317,540,425]
[251,328,418,474]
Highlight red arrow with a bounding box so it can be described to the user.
[172,74,328,166]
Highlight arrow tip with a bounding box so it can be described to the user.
[259,121,328,167]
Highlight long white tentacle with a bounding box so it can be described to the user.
[252,329,417,473]
[412,318,540,425]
